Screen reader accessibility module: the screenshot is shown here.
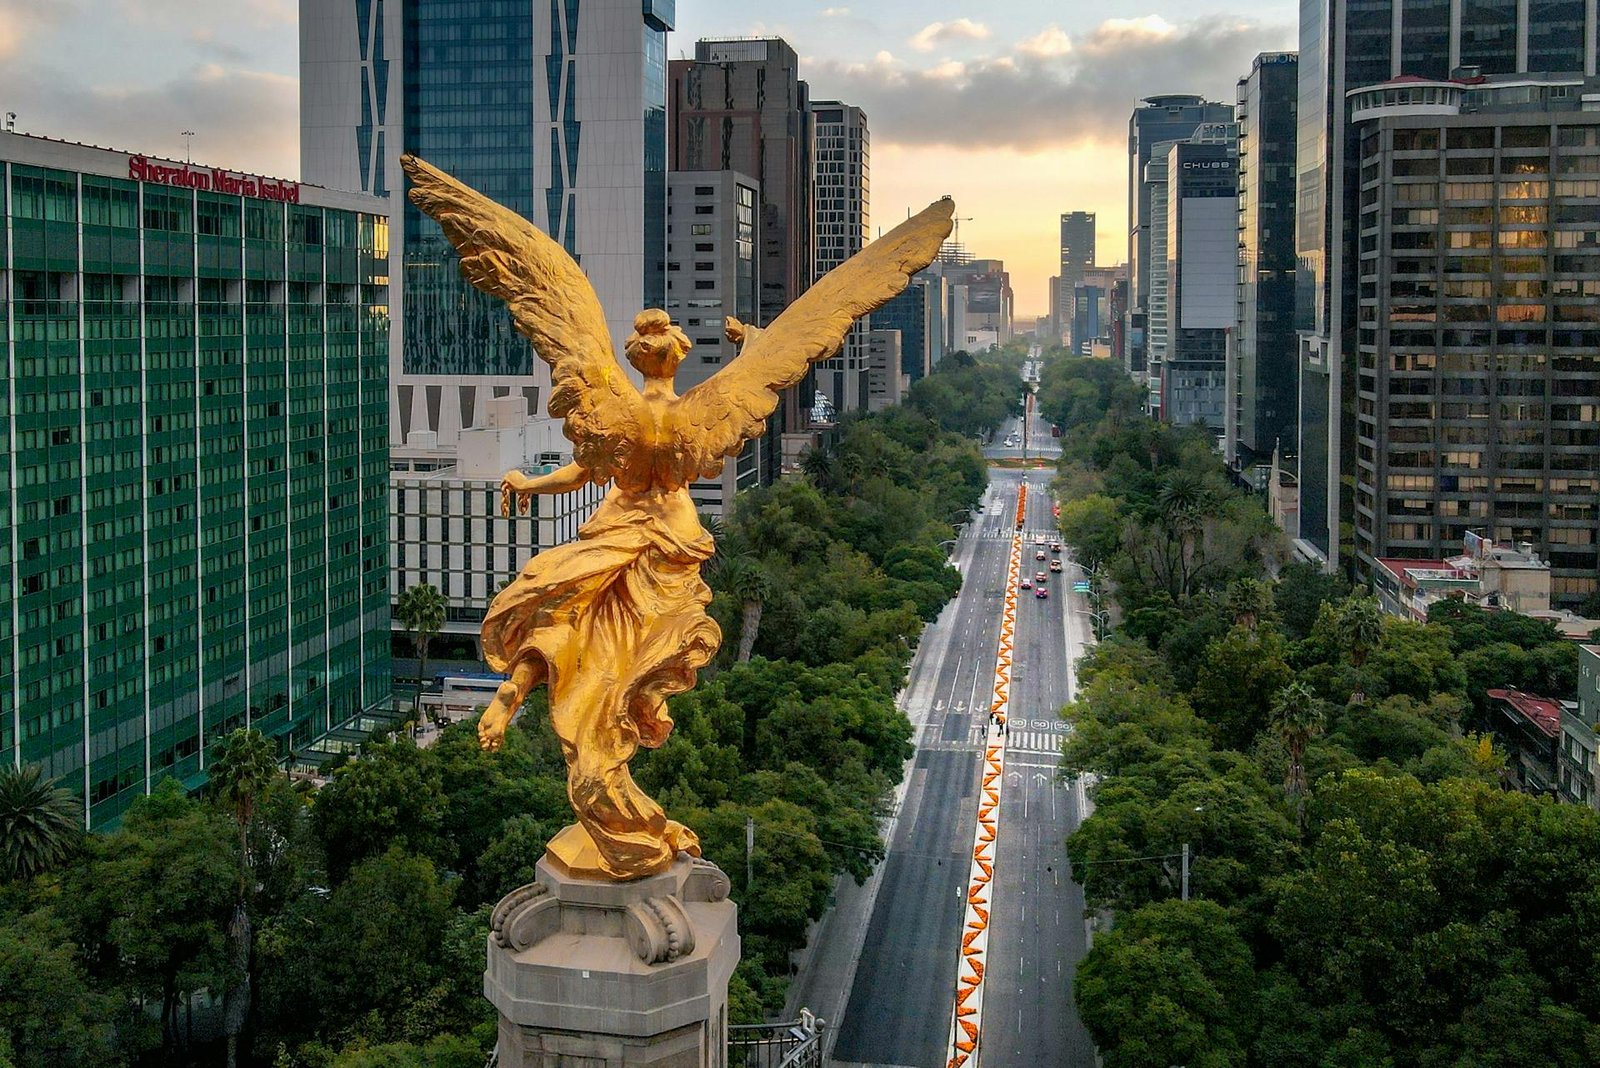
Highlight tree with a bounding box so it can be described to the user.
[0,764,81,883]
[64,779,237,1058]
[1225,577,1274,634]
[207,728,280,1068]
[1341,595,1384,670]
[1270,682,1324,823]
[1075,900,1257,1068]
[311,738,450,882]
[1273,562,1352,641]
[716,556,771,663]
[396,583,447,720]
[0,909,120,1068]
[1057,494,1122,571]
[1188,626,1294,751]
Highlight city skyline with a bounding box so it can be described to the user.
[0,0,1296,319]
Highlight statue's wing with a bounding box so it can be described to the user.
[402,154,642,479]
[676,198,953,477]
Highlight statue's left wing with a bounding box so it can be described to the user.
[674,198,954,477]
[402,154,643,480]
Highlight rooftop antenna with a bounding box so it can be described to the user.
[4,113,15,133]
[182,130,195,164]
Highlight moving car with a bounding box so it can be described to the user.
[1035,587,1049,599]
[1036,550,1047,561]
[1049,559,1063,573]
[1050,543,1062,554]
[1035,571,1047,583]
[1020,579,1032,590]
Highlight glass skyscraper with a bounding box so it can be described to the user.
[301,0,673,445]
[1,132,391,825]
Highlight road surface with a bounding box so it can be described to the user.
[825,465,1096,1068]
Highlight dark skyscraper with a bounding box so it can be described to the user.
[1057,211,1095,344]
[1231,51,1300,466]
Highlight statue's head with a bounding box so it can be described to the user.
[625,310,691,379]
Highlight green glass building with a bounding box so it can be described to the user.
[1,132,391,826]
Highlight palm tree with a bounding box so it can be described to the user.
[1226,578,1274,634]
[799,446,834,488]
[1341,595,1383,669]
[1271,681,1325,826]
[208,728,279,1068]
[717,557,771,663]
[396,582,447,723]
[0,764,81,883]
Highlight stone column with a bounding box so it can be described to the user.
[486,854,739,1068]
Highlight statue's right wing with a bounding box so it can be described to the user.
[402,154,643,479]
[674,198,954,477]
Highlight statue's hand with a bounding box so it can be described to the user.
[723,316,746,345]
[500,471,533,517]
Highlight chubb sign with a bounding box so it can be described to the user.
[127,156,300,203]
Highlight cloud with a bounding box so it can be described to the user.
[0,58,300,179]
[0,0,71,59]
[115,0,294,28]
[1017,26,1073,59]
[812,14,1289,151]
[820,6,851,16]
[909,18,991,52]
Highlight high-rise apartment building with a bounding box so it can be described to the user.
[1126,95,1234,380]
[666,171,765,514]
[300,0,673,445]
[1058,211,1095,345]
[1231,51,1300,466]
[1345,76,1600,606]
[811,101,870,414]
[670,38,814,452]
[1,132,390,824]
[1295,0,1600,571]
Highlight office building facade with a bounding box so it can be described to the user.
[1346,77,1600,605]
[1126,95,1234,379]
[1163,140,1239,428]
[391,401,605,641]
[1232,51,1300,467]
[1294,0,1599,568]
[300,0,673,446]
[811,101,871,414]
[875,274,945,382]
[666,170,764,514]
[1,132,390,824]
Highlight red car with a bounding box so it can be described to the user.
[1035,587,1049,599]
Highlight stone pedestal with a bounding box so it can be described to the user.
[486,853,739,1068]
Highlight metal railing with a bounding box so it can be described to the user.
[728,1009,826,1068]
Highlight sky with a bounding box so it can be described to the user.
[0,0,1296,319]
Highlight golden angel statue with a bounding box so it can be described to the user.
[401,154,953,881]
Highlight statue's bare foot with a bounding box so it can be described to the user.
[479,683,520,751]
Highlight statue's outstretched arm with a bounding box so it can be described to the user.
[502,462,594,516]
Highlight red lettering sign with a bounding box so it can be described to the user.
[128,155,299,204]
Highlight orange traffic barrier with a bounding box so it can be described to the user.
[945,520,1020,1068]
